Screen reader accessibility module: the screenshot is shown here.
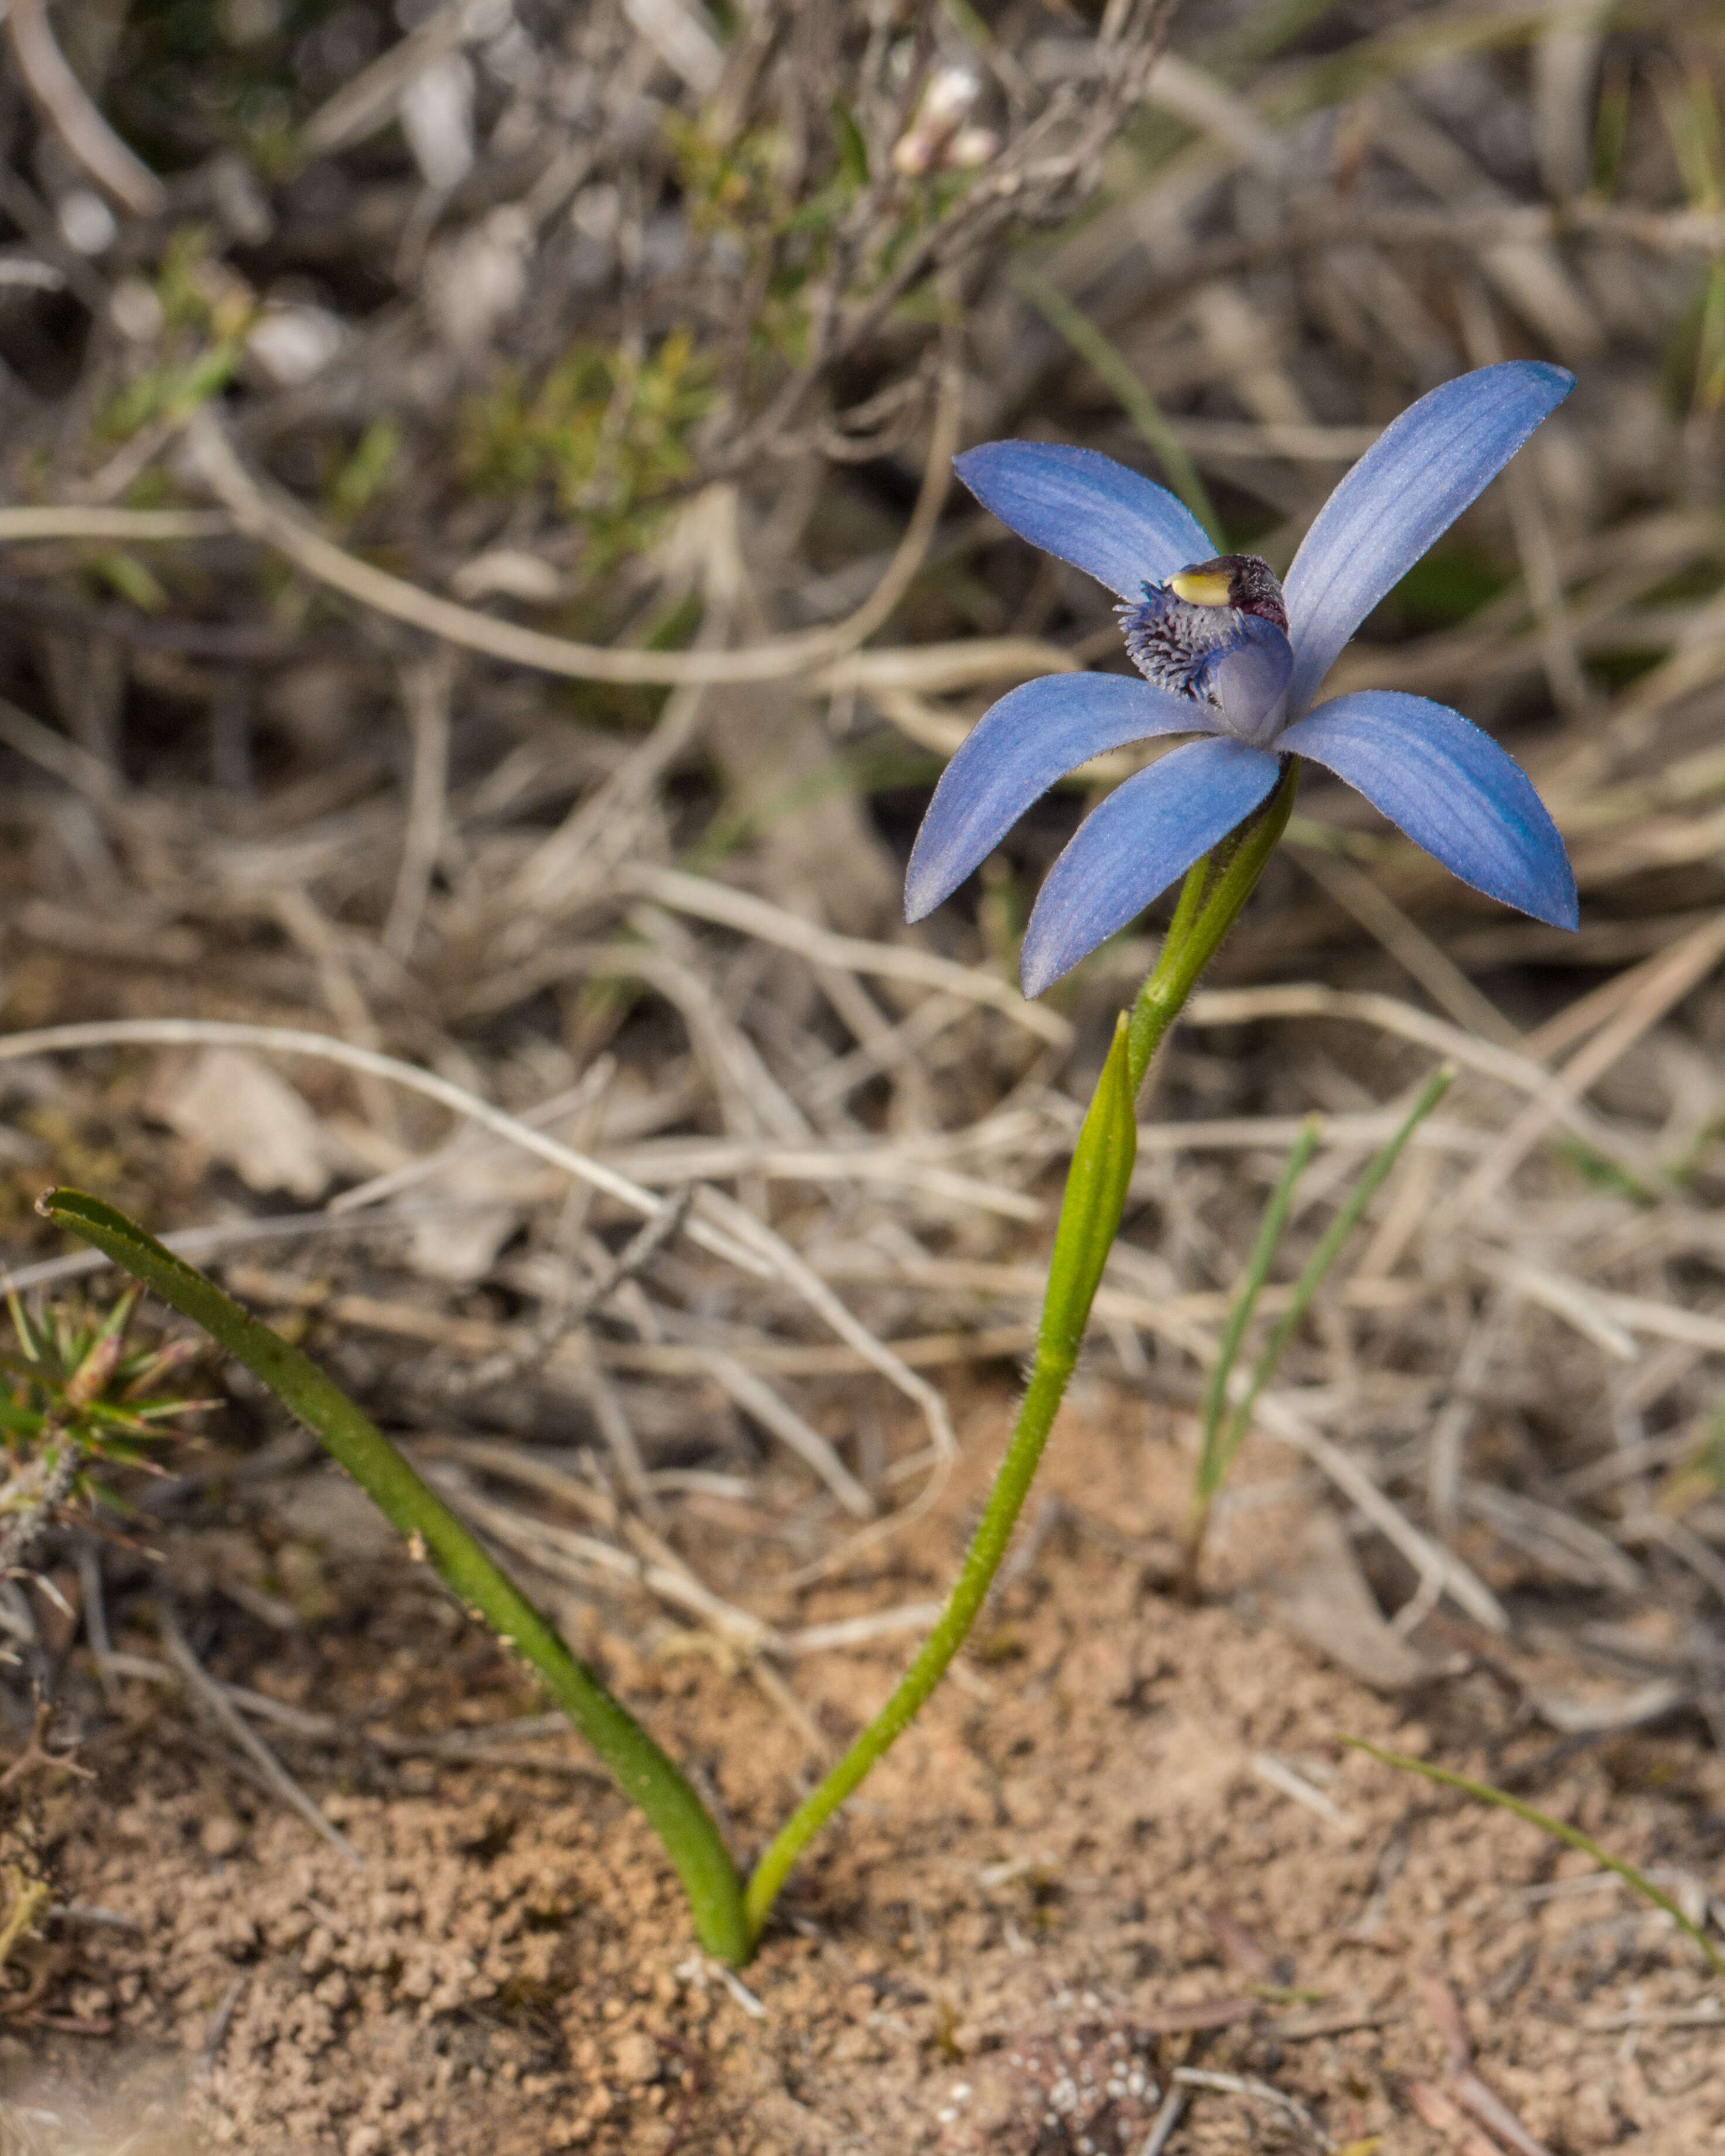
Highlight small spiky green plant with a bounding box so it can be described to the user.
[0,1287,209,1570]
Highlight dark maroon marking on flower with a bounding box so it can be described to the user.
[1181,554,1288,628]
[1116,554,1288,709]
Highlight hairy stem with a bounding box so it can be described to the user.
[741,763,1300,1947]
[1128,760,1299,1088]
[743,1014,1138,1946]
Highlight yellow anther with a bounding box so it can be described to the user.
[1169,569,1233,607]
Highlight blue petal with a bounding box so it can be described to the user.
[904,671,1217,923]
[1280,690,1577,928]
[1019,737,1280,996]
[1283,363,1574,714]
[955,441,1216,602]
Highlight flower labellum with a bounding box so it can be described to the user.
[1119,553,1292,746]
[905,363,1580,996]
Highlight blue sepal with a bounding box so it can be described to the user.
[1280,690,1577,929]
[1020,737,1281,995]
[904,671,1215,922]
[955,441,1217,602]
[1283,362,1574,713]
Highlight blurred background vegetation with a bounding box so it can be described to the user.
[6,1,1725,2140]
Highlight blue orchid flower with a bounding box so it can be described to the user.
[905,362,1580,996]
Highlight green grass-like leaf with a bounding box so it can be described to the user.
[1181,1067,1451,1593]
[37,1187,750,1966]
[1344,1738,1725,1979]
[1195,1117,1320,1504]
[1040,1012,1139,1368]
[1013,266,1220,542]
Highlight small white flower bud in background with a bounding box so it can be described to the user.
[891,64,983,178]
[59,189,118,257]
[110,276,165,344]
[944,125,1000,170]
[246,303,348,389]
[399,53,477,194]
[917,63,982,134]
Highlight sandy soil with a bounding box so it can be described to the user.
[6,1388,1724,2155]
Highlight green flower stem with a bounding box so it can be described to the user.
[1127,761,1300,1089]
[741,1012,1140,1947]
[36,1188,751,1968]
[39,760,1304,1967]
[741,768,1302,1947]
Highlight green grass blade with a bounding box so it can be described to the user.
[1013,266,1220,542]
[1196,1116,1321,1504]
[1344,1738,1725,1979]
[1217,1065,1453,1483]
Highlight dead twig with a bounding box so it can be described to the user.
[183,356,978,692]
[4,0,166,216]
[382,648,455,962]
[1420,1971,1556,2156]
[156,1599,365,1867]
[0,1696,90,1795]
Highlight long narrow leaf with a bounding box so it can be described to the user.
[36,1187,749,1964]
[1039,1011,1140,1371]
[1216,1065,1453,1481]
[1345,1738,1725,1977]
[1196,1116,1321,1502]
[1014,266,1221,542]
